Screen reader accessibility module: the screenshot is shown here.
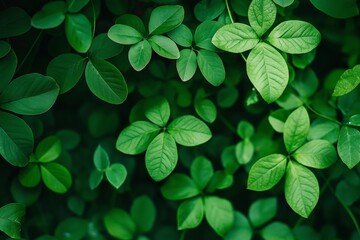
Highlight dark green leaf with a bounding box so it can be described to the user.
[194,0,225,21]
[261,222,295,240]
[308,118,340,144]
[128,40,152,71]
[237,121,254,139]
[115,14,146,36]
[0,203,25,239]
[108,24,143,45]
[130,195,156,233]
[0,41,11,59]
[104,208,136,240]
[0,50,17,92]
[93,145,110,171]
[249,197,277,227]
[55,129,81,150]
[195,98,217,123]
[161,173,200,200]
[89,170,103,190]
[41,163,72,193]
[177,197,204,230]
[337,126,360,169]
[273,0,295,7]
[167,24,193,47]
[105,163,127,189]
[195,21,224,51]
[31,1,67,29]
[55,218,88,240]
[216,85,239,108]
[65,13,92,53]
[309,0,359,18]
[0,7,31,38]
[149,35,180,59]
[197,50,225,86]
[67,0,90,13]
[190,156,214,190]
[148,5,184,35]
[89,33,124,59]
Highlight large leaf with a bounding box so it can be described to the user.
[148,5,184,35]
[116,121,160,154]
[35,136,62,163]
[197,50,225,86]
[105,163,127,189]
[177,197,204,230]
[0,111,33,167]
[190,156,214,190]
[0,50,17,92]
[309,0,359,18]
[0,203,25,239]
[267,20,321,54]
[167,115,212,146]
[148,35,180,59]
[108,24,143,45]
[292,140,337,169]
[65,13,92,53]
[0,7,31,38]
[144,97,170,127]
[246,43,289,103]
[128,40,152,71]
[176,49,197,82]
[248,0,277,37]
[285,161,319,218]
[204,196,234,237]
[85,58,128,104]
[130,195,156,233]
[337,126,360,169]
[249,197,277,227]
[104,208,136,240]
[212,23,259,53]
[145,132,178,181]
[31,1,67,29]
[283,106,310,153]
[41,163,72,193]
[247,154,287,191]
[0,73,59,115]
[161,173,200,200]
[333,65,360,96]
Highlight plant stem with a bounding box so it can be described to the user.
[16,30,43,74]
[305,104,341,125]
[179,230,186,240]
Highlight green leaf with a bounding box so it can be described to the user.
[285,161,319,218]
[248,0,277,37]
[0,41,10,58]
[195,98,217,123]
[190,156,214,190]
[108,24,143,45]
[246,43,289,103]
[130,195,156,233]
[261,222,295,240]
[267,20,321,54]
[104,208,136,240]
[204,196,234,237]
[161,173,200,200]
[293,140,337,169]
[167,24,193,47]
[89,170,103,190]
[212,23,259,53]
[148,35,180,59]
[31,1,67,29]
[268,109,290,133]
[0,203,25,239]
[93,145,110,171]
[224,212,253,240]
[65,13,92,53]
[41,163,72,193]
[46,53,86,94]
[194,0,225,21]
[197,49,225,86]
[237,121,254,139]
[207,171,234,191]
[177,197,204,230]
[284,106,310,153]
[168,115,212,146]
[333,65,360,96]
[235,140,254,165]
[67,0,90,13]
[273,0,294,7]
[149,5,184,35]
[0,7,31,38]
[247,154,287,191]
[176,49,197,82]
[85,58,128,104]
[309,0,359,19]
[249,197,277,227]
[89,33,124,60]
[0,50,17,93]
[0,73,59,115]
[348,114,360,127]
[36,136,62,163]
[144,97,170,127]
[195,21,224,52]
[105,163,127,189]
[308,118,340,144]
[216,86,239,108]
[128,40,152,71]
[0,111,33,167]
[116,121,161,155]
[337,126,360,169]
[18,164,41,188]
[55,218,88,240]
[115,14,146,36]
[145,132,178,181]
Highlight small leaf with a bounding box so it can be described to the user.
[161,173,200,200]
[145,132,178,181]
[128,40,152,71]
[248,0,277,37]
[41,163,72,194]
[333,65,360,96]
[249,197,277,227]
[105,163,127,189]
[0,7,31,38]
[212,23,259,53]
[0,203,25,239]
[89,170,103,190]
[205,196,234,237]
[197,49,225,86]
[104,209,136,240]
[237,121,254,139]
[148,35,180,59]
[144,97,170,127]
[167,24,193,47]
[284,106,310,153]
[31,1,67,29]
[176,49,197,82]
[235,140,254,165]
[337,126,360,169]
[130,195,156,233]
[18,164,41,188]
[93,145,110,171]
[285,161,319,218]
[65,13,92,53]
[148,5,184,35]
[261,222,295,240]
[190,156,214,190]
[293,140,337,169]
[108,24,143,45]
[177,197,204,230]
[168,115,212,146]
[247,154,287,191]
[267,20,321,54]
[246,42,289,103]
[36,136,62,163]
[116,121,161,155]
[195,98,217,123]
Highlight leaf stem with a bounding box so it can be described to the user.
[305,104,341,125]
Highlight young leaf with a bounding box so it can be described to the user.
[41,163,72,194]
[116,121,161,155]
[194,98,217,123]
[212,23,259,53]
[177,197,204,230]
[337,126,360,169]
[65,14,92,53]
[105,163,127,189]
[285,161,319,218]
[104,208,136,240]
[130,195,156,233]
[145,132,178,181]
[18,164,41,188]
[167,24,193,47]
[89,170,103,190]
[260,222,295,240]
[248,0,277,37]
[93,145,110,171]
[292,139,337,169]
[167,115,212,146]
[235,140,254,165]
[246,43,289,103]
[85,58,128,104]
[31,1,67,29]
[176,49,197,82]
[108,24,143,45]
[197,49,225,86]
[190,156,214,190]
[0,203,25,239]
[284,106,310,153]
[0,111,34,167]
[161,173,200,200]
[148,5,184,35]
[267,20,321,54]
[144,97,171,127]
[36,136,62,163]
[204,196,234,237]
[333,65,360,96]
[249,197,277,227]
[148,35,180,59]
[128,40,152,71]
[0,73,59,115]
[247,154,287,191]
[195,21,224,51]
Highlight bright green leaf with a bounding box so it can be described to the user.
[31,1,67,29]
[333,65,360,96]
[18,164,41,188]
[89,170,103,190]
[144,97,170,127]
[104,208,136,240]
[0,203,25,239]
[337,126,360,169]
[41,163,72,194]
[235,140,254,165]
[268,109,290,133]
[308,118,340,144]
[197,49,225,86]
[115,14,146,36]
[176,49,197,82]
[36,136,62,163]
[65,13,92,53]
[248,0,277,37]
[148,35,180,59]
[128,40,152,71]
[224,212,253,240]
[177,197,204,230]
[273,0,294,7]
[105,163,127,189]
[148,5,184,35]
[161,173,200,200]
[108,24,143,45]
[195,98,217,123]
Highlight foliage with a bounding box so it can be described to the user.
[0,0,360,239]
